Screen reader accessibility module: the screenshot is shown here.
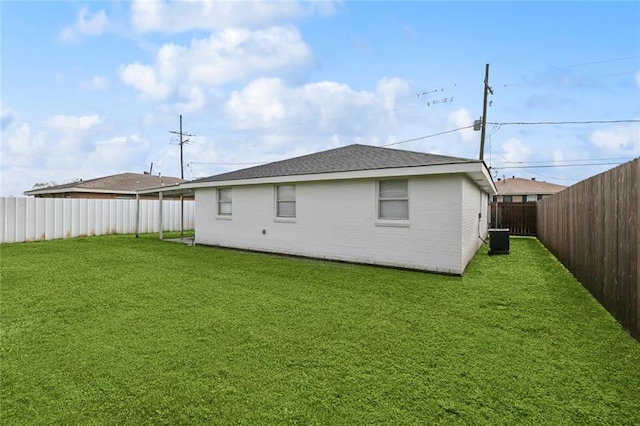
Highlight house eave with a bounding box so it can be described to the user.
[24,187,137,196]
[136,183,194,197]
[180,162,497,195]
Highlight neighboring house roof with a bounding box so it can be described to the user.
[495,177,566,196]
[190,143,483,182]
[24,173,185,196]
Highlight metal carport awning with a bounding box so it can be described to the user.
[135,184,195,240]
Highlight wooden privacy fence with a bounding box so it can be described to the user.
[0,197,195,244]
[537,158,639,341]
[490,202,537,236]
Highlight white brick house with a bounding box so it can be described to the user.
[171,144,496,275]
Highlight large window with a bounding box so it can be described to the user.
[276,185,296,218]
[217,188,232,216]
[378,179,408,220]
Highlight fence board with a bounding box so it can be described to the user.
[0,198,195,244]
[537,158,639,341]
[490,202,537,236]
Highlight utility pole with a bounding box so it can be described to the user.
[169,115,194,238]
[169,115,194,179]
[478,63,493,161]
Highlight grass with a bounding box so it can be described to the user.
[1,234,639,425]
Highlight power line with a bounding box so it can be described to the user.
[382,125,475,147]
[492,162,626,170]
[189,161,266,166]
[6,119,109,135]
[568,55,639,68]
[381,117,639,149]
[488,119,640,126]
[497,157,635,165]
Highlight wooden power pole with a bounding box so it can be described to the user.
[170,115,193,179]
[169,115,194,237]
[479,63,493,161]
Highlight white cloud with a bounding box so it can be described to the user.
[223,76,413,155]
[130,0,327,33]
[0,110,158,195]
[500,137,532,163]
[79,76,110,90]
[88,135,150,169]
[2,121,47,167]
[47,115,101,130]
[175,85,207,113]
[59,7,108,42]
[119,62,172,100]
[590,124,640,154]
[1,103,15,129]
[447,108,475,142]
[119,26,313,103]
[635,71,640,89]
[403,24,417,40]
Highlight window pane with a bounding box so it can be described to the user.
[277,201,296,217]
[277,185,295,201]
[219,202,232,215]
[380,200,408,219]
[218,188,231,202]
[379,180,407,199]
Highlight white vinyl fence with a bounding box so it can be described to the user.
[0,197,194,244]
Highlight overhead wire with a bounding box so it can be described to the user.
[381,125,476,147]
[492,162,626,169]
[488,119,640,126]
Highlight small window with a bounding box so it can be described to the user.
[503,195,513,203]
[276,185,296,218]
[537,194,544,201]
[526,194,538,202]
[378,179,408,220]
[218,188,232,216]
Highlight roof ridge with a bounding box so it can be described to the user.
[190,143,479,184]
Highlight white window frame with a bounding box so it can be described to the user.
[376,179,409,227]
[275,185,296,221]
[217,187,232,219]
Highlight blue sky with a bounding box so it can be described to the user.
[1,0,639,196]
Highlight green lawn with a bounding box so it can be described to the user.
[1,235,639,425]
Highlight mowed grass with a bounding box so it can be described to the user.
[1,235,639,425]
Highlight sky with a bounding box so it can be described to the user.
[1,0,639,196]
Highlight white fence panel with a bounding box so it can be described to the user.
[15,198,27,243]
[5,198,17,243]
[0,197,195,244]
[0,198,5,244]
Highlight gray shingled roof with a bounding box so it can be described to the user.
[192,144,479,183]
[25,173,185,194]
